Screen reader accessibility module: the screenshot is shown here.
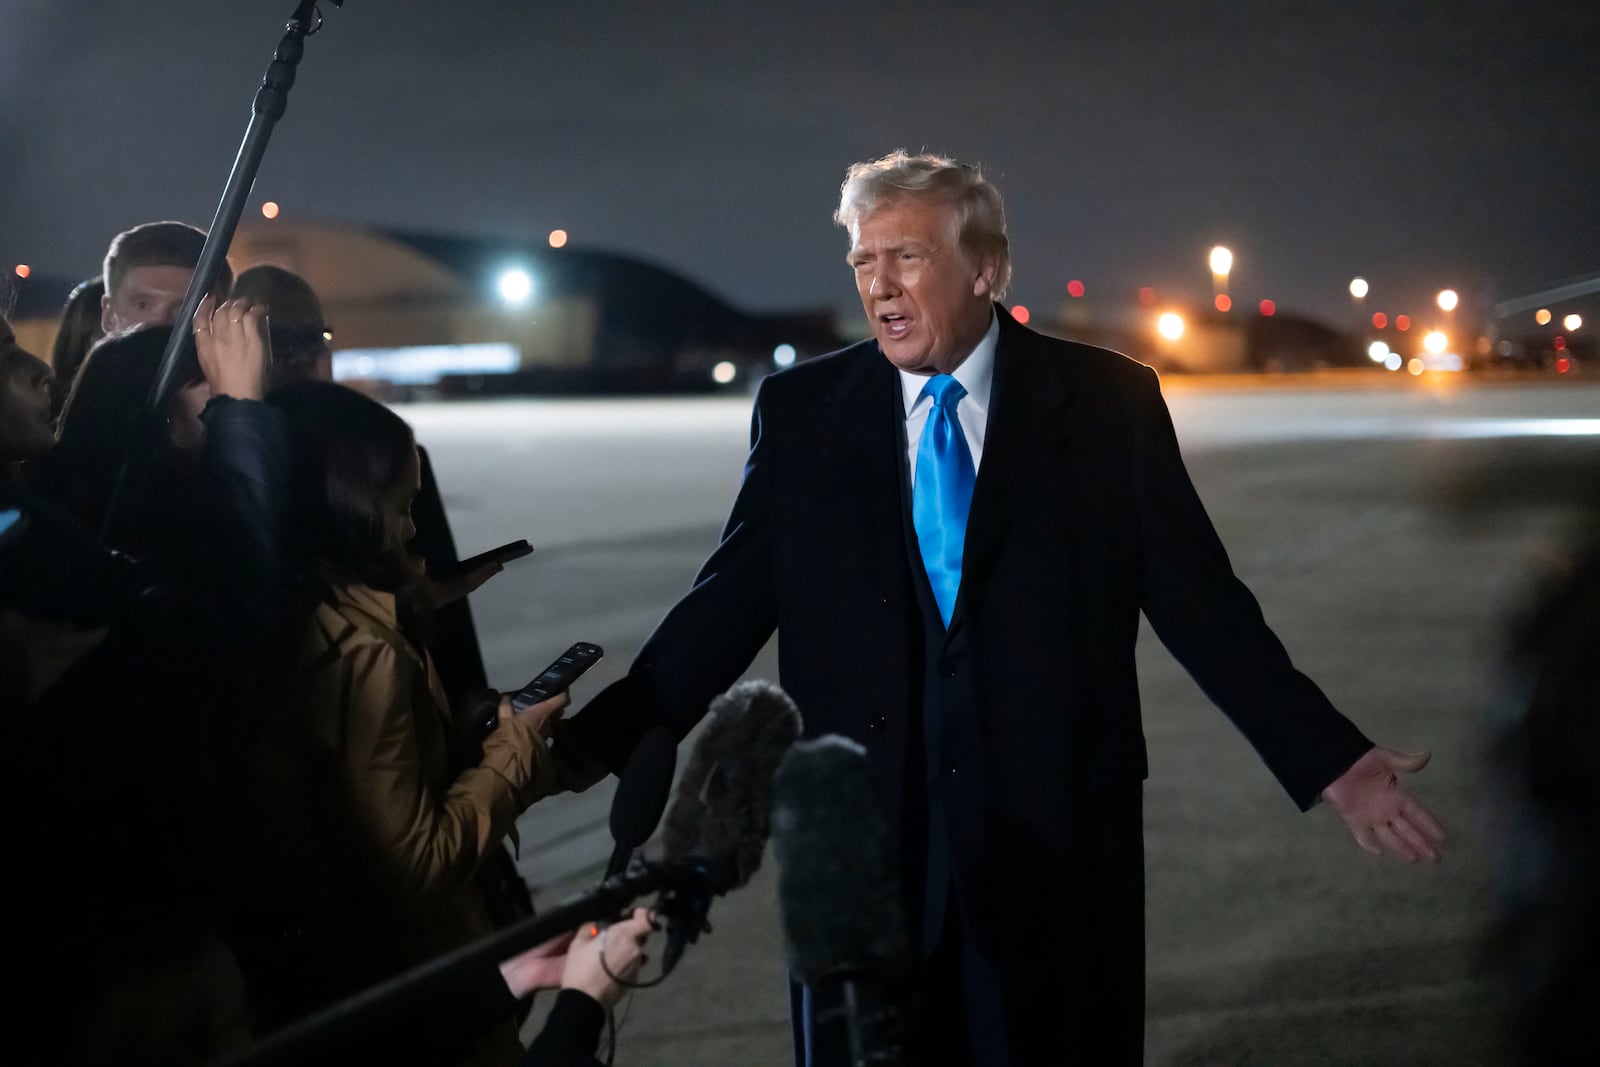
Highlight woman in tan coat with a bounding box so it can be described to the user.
[234,382,566,1064]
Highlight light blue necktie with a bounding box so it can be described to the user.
[912,374,975,627]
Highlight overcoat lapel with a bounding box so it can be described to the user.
[952,311,1077,629]
[817,350,912,588]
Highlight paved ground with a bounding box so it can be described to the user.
[400,377,1599,1066]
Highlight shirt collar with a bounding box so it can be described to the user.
[899,309,999,417]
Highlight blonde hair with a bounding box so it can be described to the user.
[834,150,1012,299]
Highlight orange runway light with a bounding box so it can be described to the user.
[261,201,280,219]
[1214,294,1232,312]
[548,229,569,249]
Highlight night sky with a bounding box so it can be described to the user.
[3,1,1596,328]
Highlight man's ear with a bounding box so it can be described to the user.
[971,254,999,299]
[100,292,115,335]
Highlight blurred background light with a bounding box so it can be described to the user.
[548,229,568,249]
[13,264,29,278]
[1209,246,1233,276]
[712,361,737,384]
[1349,277,1369,299]
[1436,288,1458,312]
[1562,314,1582,332]
[1067,279,1085,298]
[1214,294,1232,312]
[1371,312,1388,329]
[772,343,797,367]
[1535,308,1552,325]
[1368,341,1391,362]
[1424,330,1449,354]
[496,268,534,305]
[1259,299,1275,316]
[1011,304,1031,324]
[1157,312,1185,340]
[261,201,280,219]
[1384,353,1403,371]
[1396,315,1412,331]
[1407,358,1425,375]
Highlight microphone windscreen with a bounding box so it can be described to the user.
[773,735,907,985]
[608,726,678,852]
[661,679,802,892]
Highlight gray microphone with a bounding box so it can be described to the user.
[656,679,803,972]
[772,735,907,1066]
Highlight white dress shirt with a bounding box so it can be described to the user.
[899,311,999,485]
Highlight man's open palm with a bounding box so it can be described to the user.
[1322,746,1446,863]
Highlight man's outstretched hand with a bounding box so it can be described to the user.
[1321,746,1446,863]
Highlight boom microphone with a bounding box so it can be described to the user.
[656,679,803,972]
[605,726,677,878]
[773,735,907,1066]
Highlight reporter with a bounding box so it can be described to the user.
[233,382,567,1065]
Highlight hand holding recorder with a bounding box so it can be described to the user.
[481,641,604,739]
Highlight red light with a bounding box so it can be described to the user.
[1259,299,1275,317]
[1214,294,1232,312]
[1371,312,1387,329]
[1556,357,1571,373]
[13,264,29,279]
[1395,315,1411,331]
[1067,279,1085,298]
[1138,287,1156,306]
[1553,335,1566,351]
[1011,304,1031,325]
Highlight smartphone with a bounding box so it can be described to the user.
[455,539,534,574]
[481,641,604,736]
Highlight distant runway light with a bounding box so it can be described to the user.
[548,229,568,249]
[1067,279,1085,298]
[1368,341,1391,362]
[1436,289,1458,312]
[772,343,797,368]
[1214,294,1232,312]
[1395,315,1411,331]
[1157,312,1185,341]
[497,268,534,305]
[1534,308,1552,325]
[1349,277,1369,299]
[13,264,29,278]
[1259,299,1275,317]
[1371,312,1388,329]
[712,360,737,385]
[261,201,280,219]
[1012,304,1031,324]
[1563,314,1582,332]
